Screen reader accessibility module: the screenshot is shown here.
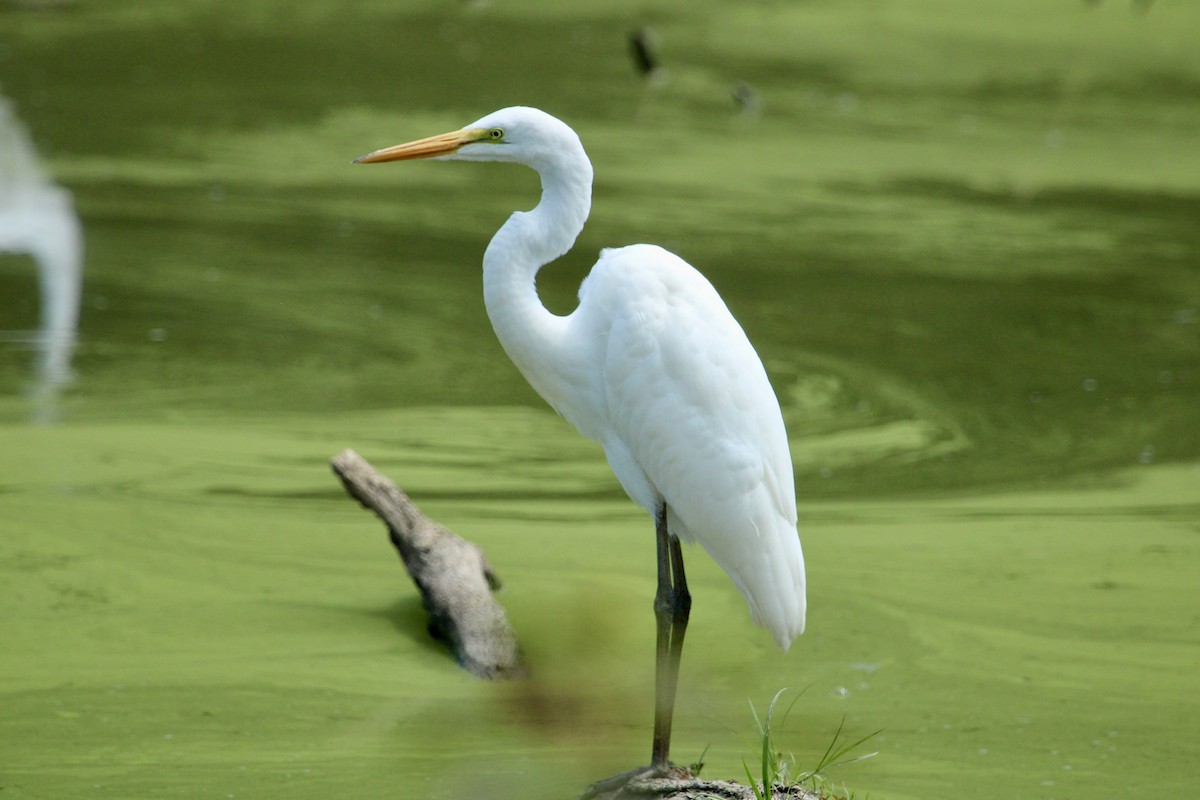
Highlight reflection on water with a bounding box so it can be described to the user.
[0,91,83,420]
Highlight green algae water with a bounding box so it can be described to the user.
[2,2,1198,798]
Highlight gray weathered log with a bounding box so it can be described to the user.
[330,448,524,679]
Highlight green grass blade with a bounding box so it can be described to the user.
[743,759,767,800]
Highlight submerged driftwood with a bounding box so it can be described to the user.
[330,449,524,679]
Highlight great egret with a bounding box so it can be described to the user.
[355,107,805,776]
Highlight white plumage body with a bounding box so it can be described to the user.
[569,244,805,649]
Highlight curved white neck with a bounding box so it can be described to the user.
[482,156,593,402]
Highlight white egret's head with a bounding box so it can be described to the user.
[353,106,585,171]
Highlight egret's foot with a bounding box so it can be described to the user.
[579,763,693,799]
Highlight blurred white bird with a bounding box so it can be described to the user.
[355,106,805,776]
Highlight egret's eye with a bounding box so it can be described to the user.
[488,128,505,141]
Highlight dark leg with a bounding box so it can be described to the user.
[650,502,692,771]
[667,533,691,701]
[579,505,692,798]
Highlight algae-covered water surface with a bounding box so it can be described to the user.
[2,2,1198,798]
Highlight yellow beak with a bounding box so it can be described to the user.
[353,128,487,164]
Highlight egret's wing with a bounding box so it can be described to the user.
[585,245,805,647]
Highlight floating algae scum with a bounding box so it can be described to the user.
[1,1,1198,798]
